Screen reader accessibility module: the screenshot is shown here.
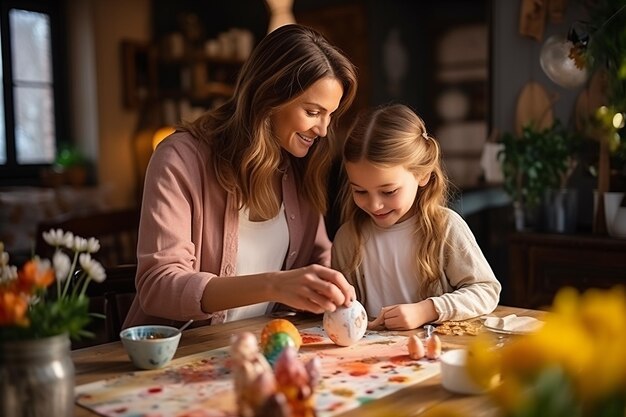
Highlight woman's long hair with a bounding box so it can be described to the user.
[181,24,357,219]
[340,104,449,297]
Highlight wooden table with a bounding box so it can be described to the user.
[73,305,543,416]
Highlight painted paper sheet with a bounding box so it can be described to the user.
[76,326,441,417]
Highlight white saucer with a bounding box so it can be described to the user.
[482,323,534,335]
[482,315,543,335]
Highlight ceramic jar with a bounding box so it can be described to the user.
[0,333,74,417]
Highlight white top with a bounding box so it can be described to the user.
[360,217,420,317]
[332,208,501,323]
[225,204,289,322]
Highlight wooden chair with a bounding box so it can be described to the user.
[102,264,137,342]
[35,207,141,268]
[34,207,140,349]
[58,264,137,349]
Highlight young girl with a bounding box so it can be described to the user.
[332,104,501,330]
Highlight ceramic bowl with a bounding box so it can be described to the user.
[120,325,181,370]
[439,349,487,395]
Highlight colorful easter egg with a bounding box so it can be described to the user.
[260,318,302,350]
[323,300,367,346]
[262,331,296,366]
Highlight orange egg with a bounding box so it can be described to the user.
[260,318,302,350]
[425,334,442,360]
[408,334,425,360]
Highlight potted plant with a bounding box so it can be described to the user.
[0,230,107,416]
[499,120,582,232]
[55,144,89,187]
[584,106,626,236]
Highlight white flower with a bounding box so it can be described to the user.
[0,265,18,283]
[0,251,9,266]
[85,237,101,253]
[53,250,71,282]
[79,253,106,283]
[72,236,88,252]
[62,232,74,249]
[33,257,52,274]
[43,229,70,247]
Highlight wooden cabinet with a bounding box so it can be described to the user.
[508,232,626,309]
[156,54,243,104]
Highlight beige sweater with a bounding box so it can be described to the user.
[332,208,501,323]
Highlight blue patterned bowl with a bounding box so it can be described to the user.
[120,325,181,370]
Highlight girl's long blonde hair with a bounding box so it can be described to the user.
[181,24,358,219]
[340,104,449,297]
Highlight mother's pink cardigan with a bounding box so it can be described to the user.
[123,132,331,329]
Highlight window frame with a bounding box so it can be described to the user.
[0,0,68,185]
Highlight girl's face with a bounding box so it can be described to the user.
[270,77,343,158]
[345,160,430,228]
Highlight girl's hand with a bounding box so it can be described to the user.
[273,264,356,314]
[367,300,437,330]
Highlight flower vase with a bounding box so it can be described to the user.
[542,188,578,233]
[0,333,74,417]
[604,192,626,238]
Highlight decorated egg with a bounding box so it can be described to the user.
[323,300,367,346]
[260,318,302,350]
[262,331,296,366]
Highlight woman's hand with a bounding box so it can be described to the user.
[272,264,356,314]
[367,300,437,330]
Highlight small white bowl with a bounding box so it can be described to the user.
[120,325,181,370]
[440,349,487,395]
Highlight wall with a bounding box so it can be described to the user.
[491,0,588,133]
[67,0,592,211]
[491,0,596,230]
[68,0,151,209]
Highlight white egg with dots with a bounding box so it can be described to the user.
[323,300,368,346]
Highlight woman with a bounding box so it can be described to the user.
[124,24,358,328]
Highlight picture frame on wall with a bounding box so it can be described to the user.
[120,40,157,109]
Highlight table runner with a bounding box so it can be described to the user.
[76,325,441,417]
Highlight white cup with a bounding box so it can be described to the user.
[440,349,487,395]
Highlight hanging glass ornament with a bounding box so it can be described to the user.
[540,33,589,88]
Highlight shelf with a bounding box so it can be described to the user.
[155,51,242,108]
[193,82,235,99]
[158,54,246,67]
[121,39,243,111]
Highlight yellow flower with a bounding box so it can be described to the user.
[491,376,530,413]
[573,287,626,402]
[465,334,500,389]
[472,287,626,416]
[577,287,626,340]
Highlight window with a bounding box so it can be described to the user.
[0,0,66,185]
